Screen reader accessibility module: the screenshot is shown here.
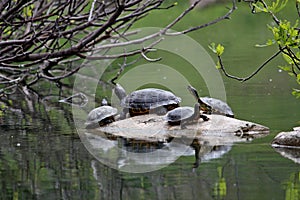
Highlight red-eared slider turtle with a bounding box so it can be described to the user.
[114,84,181,118]
[187,85,234,117]
[85,99,118,129]
[164,103,209,128]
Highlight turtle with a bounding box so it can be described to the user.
[187,85,234,117]
[114,84,181,119]
[85,99,118,129]
[164,103,209,128]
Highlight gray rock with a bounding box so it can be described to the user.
[98,114,269,145]
[272,130,300,148]
[293,126,300,131]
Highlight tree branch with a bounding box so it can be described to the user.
[0,0,240,96]
[217,49,282,82]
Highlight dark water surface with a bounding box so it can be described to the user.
[0,95,299,200]
[1,2,300,200]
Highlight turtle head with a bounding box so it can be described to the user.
[188,85,212,113]
[114,84,127,100]
[187,85,200,101]
[101,98,108,106]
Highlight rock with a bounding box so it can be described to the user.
[272,130,300,148]
[98,114,269,145]
[84,115,269,172]
[293,126,300,131]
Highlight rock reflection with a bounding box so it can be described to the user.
[272,147,300,164]
[83,130,233,171]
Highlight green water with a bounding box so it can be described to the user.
[0,1,300,200]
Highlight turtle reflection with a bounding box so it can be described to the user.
[85,131,232,169]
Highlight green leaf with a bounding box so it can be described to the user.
[23,4,34,17]
[252,2,268,13]
[216,61,221,69]
[292,88,300,98]
[297,74,300,84]
[296,51,300,59]
[255,39,275,47]
[209,43,225,56]
[278,65,292,72]
[269,0,288,13]
[216,44,224,56]
[267,20,300,47]
[282,53,293,65]
[208,43,216,54]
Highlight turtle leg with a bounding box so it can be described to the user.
[120,108,128,120]
[200,114,209,121]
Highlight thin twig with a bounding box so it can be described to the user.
[88,0,96,22]
[166,1,236,36]
[297,1,300,18]
[218,49,282,82]
[141,50,161,62]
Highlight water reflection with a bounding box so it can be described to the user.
[0,91,299,199]
[283,172,300,200]
[273,147,300,164]
[83,130,233,171]
[213,166,227,200]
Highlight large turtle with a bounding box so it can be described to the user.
[85,99,118,129]
[114,84,181,118]
[187,85,234,117]
[164,103,209,128]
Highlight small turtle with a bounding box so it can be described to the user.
[85,99,118,129]
[164,103,209,128]
[114,84,181,118]
[187,85,234,117]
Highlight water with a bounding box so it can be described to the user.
[1,2,300,200]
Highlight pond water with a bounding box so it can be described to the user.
[1,1,300,200]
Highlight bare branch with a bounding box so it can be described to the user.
[217,49,282,82]
[141,49,162,62]
[166,1,237,36]
[0,0,241,96]
[297,1,300,18]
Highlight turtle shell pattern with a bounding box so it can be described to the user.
[121,88,181,116]
[86,106,118,127]
[165,106,194,123]
[200,97,234,117]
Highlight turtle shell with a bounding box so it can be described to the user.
[85,106,118,128]
[121,88,181,115]
[200,97,234,117]
[164,106,194,123]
